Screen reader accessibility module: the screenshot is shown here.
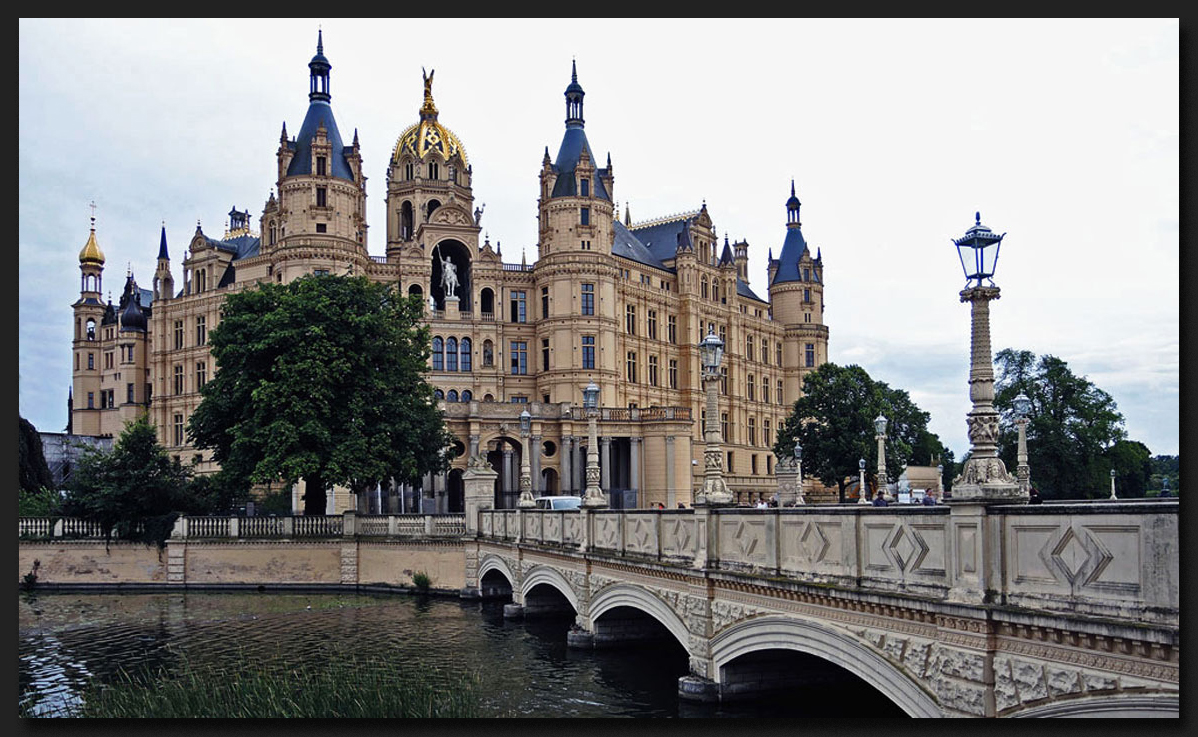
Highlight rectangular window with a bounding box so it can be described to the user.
[625,304,636,335]
[460,340,472,372]
[762,340,769,364]
[722,414,730,443]
[99,391,107,409]
[196,315,206,346]
[542,338,550,372]
[805,343,815,368]
[313,268,329,276]
[174,365,184,395]
[719,324,726,345]
[748,374,755,401]
[145,383,152,405]
[173,414,184,447]
[510,291,527,323]
[542,287,549,319]
[510,396,529,404]
[668,315,676,344]
[105,352,113,369]
[648,355,658,386]
[316,156,326,176]
[777,343,783,365]
[747,336,754,361]
[581,283,594,315]
[804,288,812,303]
[316,187,327,207]
[767,455,773,475]
[126,383,134,404]
[87,392,94,409]
[174,320,184,350]
[87,353,94,370]
[196,363,206,389]
[626,351,638,383]
[749,417,757,446]
[752,454,758,475]
[315,223,327,233]
[763,380,769,404]
[669,359,678,389]
[580,207,590,226]
[648,310,657,340]
[778,379,784,405]
[510,342,527,375]
[582,335,595,369]
[580,178,589,197]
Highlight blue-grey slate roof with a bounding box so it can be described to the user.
[629,216,696,265]
[550,126,610,200]
[285,100,355,182]
[612,219,671,272]
[771,225,810,285]
[204,234,261,261]
[736,278,767,304]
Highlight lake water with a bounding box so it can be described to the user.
[18,590,905,718]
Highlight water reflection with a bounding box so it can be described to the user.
[19,591,904,718]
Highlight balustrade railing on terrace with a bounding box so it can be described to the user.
[566,406,692,422]
[478,500,1179,627]
[18,514,465,541]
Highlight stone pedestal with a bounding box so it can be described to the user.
[462,456,498,536]
[444,295,459,319]
[775,456,801,506]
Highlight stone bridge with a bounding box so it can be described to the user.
[463,501,1179,717]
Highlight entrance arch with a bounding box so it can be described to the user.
[708,615,942,717]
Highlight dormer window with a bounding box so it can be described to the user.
[580,178,590,197]
[316,156,327,176]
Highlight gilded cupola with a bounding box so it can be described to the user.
[78,219,105,265]
[392,68,468,167]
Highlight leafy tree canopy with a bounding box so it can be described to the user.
[19,416,55,493]
[61,416,193,545]
[188,275,454,515]
[773,363,950,502]
[994,348,1131,499]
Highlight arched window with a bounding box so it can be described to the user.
[712,282,719,302]
[460,337,472,372]
[269,221,277,246]
[434,389,444,400]
[701,276,708,299]
[428,162,439,180]
[426,199,441,221]
[461,390,473,403]
[483,393,494,402]
[86,319,96,341]
[408,283,423,298]
[480,288,494,315]
[447,390,459,403]
[405,160,414,180]
[401,201,414,240]
[446,337,458,372]
[432,337,444,371]
[482,339,494,367]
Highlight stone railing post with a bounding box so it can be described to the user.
[229,516,240,539]
[343,510,356,537]
[463,456,498,536]
[424,514,435,536]
[282,515,294,538]
[579,507,591,553]
[388,515,398,536]
[53,518,65,538]
[169,516,186,540]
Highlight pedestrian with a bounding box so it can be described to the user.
[872,492,889,507]
[1028,487,1042,504]
[922,492,936,506]
[677,502,686,509]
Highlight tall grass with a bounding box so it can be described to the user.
[27,652,482,718]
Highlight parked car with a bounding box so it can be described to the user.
[534,496,583,510]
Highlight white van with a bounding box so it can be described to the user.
[534,495,583,510]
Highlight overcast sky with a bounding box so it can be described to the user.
[18,18,1179,462]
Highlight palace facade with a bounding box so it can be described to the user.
[69,34,829,512]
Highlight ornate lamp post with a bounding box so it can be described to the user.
[1013,392,1032,497]
[581,381,607,508]
[952,213,1023,503]
[697,331,733,506]
[794,440,805,505]
[1109,469,1118,500]
[858,457,869,505]
[875,414,888,501]
[517,409,536,508]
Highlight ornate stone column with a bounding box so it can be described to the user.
[502,447,514,508]
[600,436,611,491]
[530,435,542,496]
[698,368,732,506]
[630,437,641,505]
[951,286,1021,504]
[582,406,606,509]
[775,455,799,507]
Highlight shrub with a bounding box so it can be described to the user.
[411,571,432,593]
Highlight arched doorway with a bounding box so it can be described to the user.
[540,467,559,495]
[430,239,471,311]
[486,436,523,509]
[447,468,464,513]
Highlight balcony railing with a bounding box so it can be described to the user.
[18,514,466,541]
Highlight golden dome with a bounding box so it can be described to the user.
[79,227,105,266]
[391,69,468,166]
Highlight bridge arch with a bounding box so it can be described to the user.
[587,583,690,651]
[477,554,517,589]
[709,615,942,718]
[520,565,580,612]
[1008,693,1179,718]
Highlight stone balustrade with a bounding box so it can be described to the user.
[18,513,465,541]
[478,501,1179,627]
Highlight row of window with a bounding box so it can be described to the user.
[433,389,474,403]
[431,337,474,372]
[172,362,207,395]
[84,382,151,409]
[173,317,207,350]
[624,305,679,343]
[399,160,462,184]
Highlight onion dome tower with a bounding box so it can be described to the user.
[71,206,108,435]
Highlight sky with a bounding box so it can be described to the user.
[18,18,1180,461]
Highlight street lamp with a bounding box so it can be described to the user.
[1110,468,1118,501]
[874,414,888,501]
[1013,392,1031,497]
[794,440,805,505]
[697,331,732,506]
[581,381,606,508]
[952,213,1022,504]
[517,409,535,508]
[858,457,869,505]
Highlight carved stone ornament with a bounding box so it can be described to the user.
[966,414,1000,445]
[704,449,722,471]
[955,457,1017,486]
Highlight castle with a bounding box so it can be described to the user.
[69,33,829,513]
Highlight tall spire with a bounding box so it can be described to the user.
[564,59,585,128]
[308,30,331,102]
[158,222,169,260]
[786,178,801,228]
[78,201,105,266]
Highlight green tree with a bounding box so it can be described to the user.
[61,416,192,545]
[19,416,55,492]
[994,348,1128,499]
[774,363,946,502]
[1149,455,1179,496]
[1105,440,1152,498]
[188,275,454,515]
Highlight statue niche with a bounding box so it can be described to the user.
[430,239,471,311]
